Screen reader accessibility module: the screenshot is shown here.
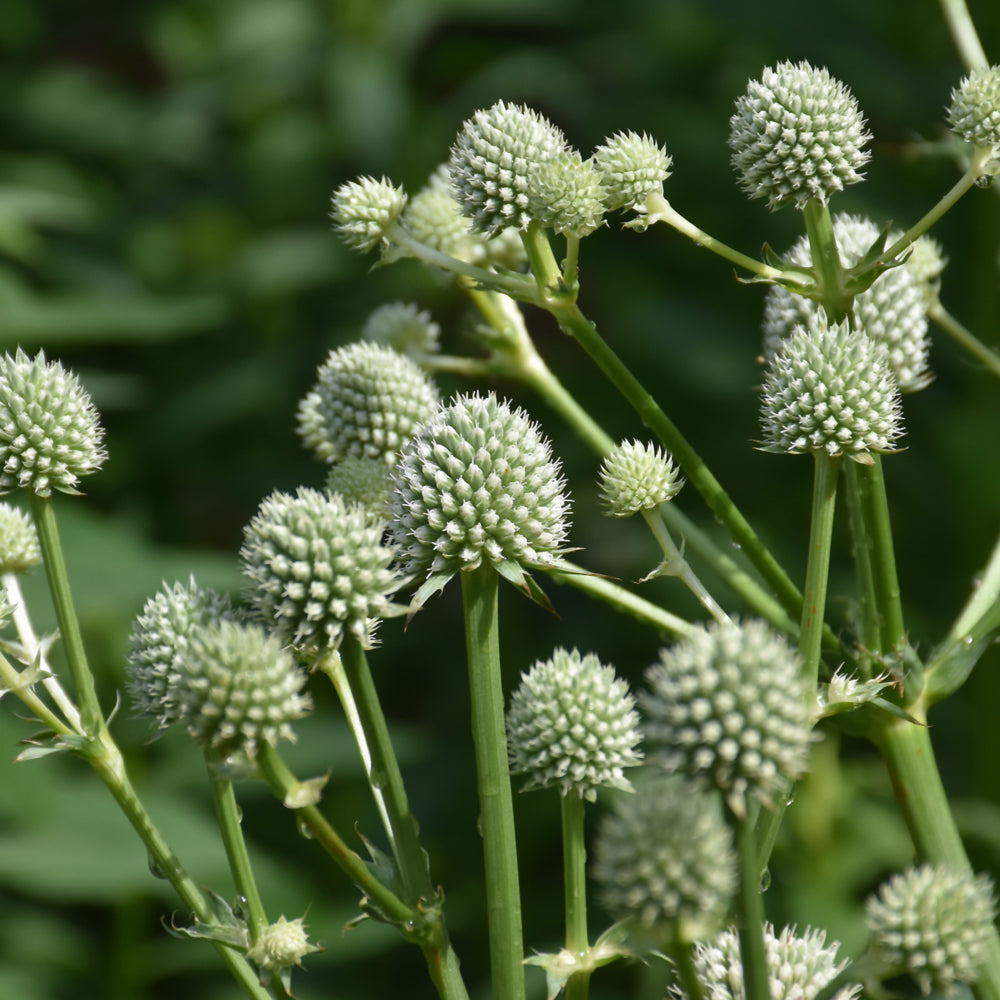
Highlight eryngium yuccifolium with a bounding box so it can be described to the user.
[331,175,406,253]
[760,318,904,463]
[388,392,570,593]
[296,342,439,466]
[866,864,997,995]
[448,100,569,236]
[247,915,321,972]
[0,502,41,574]
[675,924,861,1000]
[241,487,406,655]
[762,215,931,391]
[640,619,812,817]
[527,150,606,238]
[593,131,672,212]
[947,66,1000,151]
[729,61,871,210]
[362,302,440,357]
[403,165,485,263]
[0,349,106,497]
[169,620,312,756]
[592,773,734,940]
[506,648,642,800]
[325,455,392,519]
[127,579,243,729]
[599,440,682,517]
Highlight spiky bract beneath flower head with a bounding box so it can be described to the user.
[527,150,606,238]
[0,501,41,575]
[593,131,672,213]
[448,100,569,236]
[240,487,407,657]
[506,648,642,800]
[331,175,407,253]
[361,302,440,357]
[948,66,1000,153]
[729,60,871,210]
[388,392,570,604]
[599,440,682,517]
[866,864,997,995]
[296,341,439,466]
[640,618,812,817]
[760,317,904,463]
[592,773,734,942]
[0,349,106,497]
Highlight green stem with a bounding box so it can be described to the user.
[460,563,525,1000]
[520,221,564,297]
[939,0,989,70]
[843,462,882,657]
[730,809,771,1000]
[929,301,1000,380]
[561,791,590,1000]
[802,199,849,322]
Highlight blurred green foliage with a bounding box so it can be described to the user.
[2,1,999,998]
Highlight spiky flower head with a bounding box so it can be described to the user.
[0,349,106,497]
[247,915,321,973]
[0,502,41,575]
[506,648,642,800]
[403,166,485,263]
[331,175,407,253]
[593,131,672,213]
[760,317,904,463]
[527,149,607,238]
[362,302,440,357]
[127,578,243,730]
[641,618,813,817]
[866,864,997,995]
[675,924,861,1000]
[947,66,1000,153]
[324,455,392,519]
[240,487,407,656]
[729,61,871,210]
[388,392,570,604]
[599,440,682,517]
[296,341,439,466]
[762,215,932,391]
[592,772,734,941]
[448,100,569,236]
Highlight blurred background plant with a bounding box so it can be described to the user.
[1,1,999,998]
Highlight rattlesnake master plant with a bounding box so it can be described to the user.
[598,440,682,517]
[0,348,106,497]
[728,60,871,210]
[361,301,441,357]
[505,647,642,800]
[526,149,607,238]
[246,915,321,975]
[330,175,407,253]
[0,501,41,575]
[593,131,672,214]
[947,65,1000,154]
[866,864,997,995]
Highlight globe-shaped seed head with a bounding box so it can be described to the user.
[866,864,997,995]
[388,392,570,602]
[599,440,682,517]
[246,915,321,972]
[324,455,393,519]
[448,100,569,236]
[241,487,406,656]
[640,618,813,817]
[526,149,607,238]
[402,165,486,263]
[362,302,440,357]
[296,341,439,466]
[729,60,871,210]
[760,317,904,463]
[592,772,734,943]
[947,66,1000,153]
[331,175,407,253]
[506,647,642,800]
[0,349,106,497]
[593,131,672,213]
[0,502,41,575]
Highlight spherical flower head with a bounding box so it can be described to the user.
[760,316,904,463]
[169,620,312,757]
[729,60,871,210]
[592,772,734,942]
[527,149,607,238]
[593,131,672,213]
[866,864,997,995]
[127,579,242,730]
[0,502,41,575]
[947,66,1000,153]
[362,302,440,357]
[241,487,406,656]
[388,392,570,603]
[296,341,439,466]
[247,915,321,973]
[599,440,682,517]
[331,175,407,253]
[640,618,813,817]
[506,648,642,800]
[762,215,932,392]
[324,455,393,519]
[403,165,486,263]
[0,349,106,497]
[448,100,569,236]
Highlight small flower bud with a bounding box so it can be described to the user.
[331,175,407,253]
[641,618,813,817]
[527,149,607,238]
[247,915,321,972]
[598,440,682,517]
[593,131,672,213]
[947,66,1000,153]
[296,342,439,466]
[362,302,440,357]
[866,864,997,995]
[760,317,904,463]
[0,349,106,497]
[506,648,642,800]
[729,60,871,210]
[0,502,41,575]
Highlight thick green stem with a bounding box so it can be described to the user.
[843,462,882,656]
[460,563,525,1000]
[561,791,590,1000]
[939,0,989,69]
[802,199,849,322]
[731,809,771,1000]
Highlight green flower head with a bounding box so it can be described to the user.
[593,131,672,214]
[599,440,682,517]
[0,502,41,575]
[331,175,407,253]
[948,66,1000,153]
